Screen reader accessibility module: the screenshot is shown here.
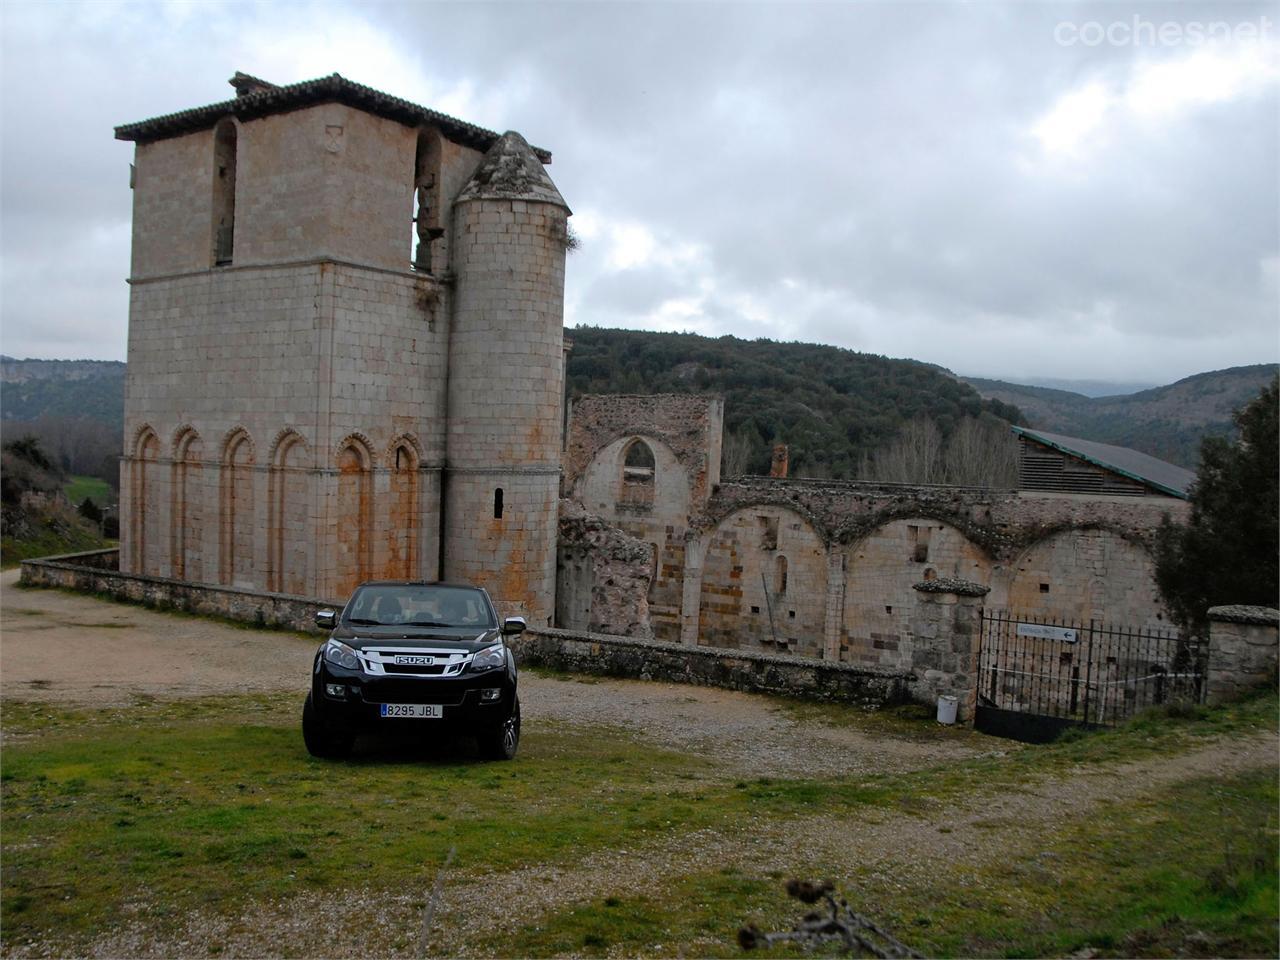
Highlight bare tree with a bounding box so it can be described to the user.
[864,417,946,484]
[945,416,1018,487]
[721,425,755,476]
[861,416,1017,488]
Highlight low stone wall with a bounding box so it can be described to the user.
[19,549,339,634]
[21,549,932,712]
[513,627,913,707]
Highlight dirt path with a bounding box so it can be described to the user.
[1,570,980,777]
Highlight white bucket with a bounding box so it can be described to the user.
[936,694,958,725]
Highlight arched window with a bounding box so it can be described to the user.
[219,429,255,587]
[212,120,238,265]
[775,555,788,595]
[619,438,656,508]
[336,439,373,594]
[389,442,420,579]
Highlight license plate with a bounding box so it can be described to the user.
[379,703,443,719]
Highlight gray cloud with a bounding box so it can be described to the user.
[2,0,1275,384]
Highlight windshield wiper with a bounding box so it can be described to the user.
[405,620,451,627]
[346,617,382,625]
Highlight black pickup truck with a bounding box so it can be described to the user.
[303,580,523,760]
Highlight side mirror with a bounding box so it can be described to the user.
[501,616,527,636]
[315,609,337,629]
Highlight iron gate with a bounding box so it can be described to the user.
[976,611,1208,743]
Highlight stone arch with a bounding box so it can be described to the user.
[170,425,205,582]
[335,435,373,594]
[211,117,239,265]
[386,436,421,579]
[619,437,657,509]
[840,517,992,668]
[697,504,827,657]
[267,429,309,594]
[131,425,162,575]
[384,432,425,467]
[219,427,256,587]
[332,431,375,469]
[1004,526,1166,628]
[573,433,691,521]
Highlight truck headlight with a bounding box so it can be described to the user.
[469,643,505,672]
[323,640,361,671]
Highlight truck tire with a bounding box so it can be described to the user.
[479,698,520,761]
[302,692,353,759]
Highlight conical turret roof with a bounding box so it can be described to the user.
[457,131,569,210]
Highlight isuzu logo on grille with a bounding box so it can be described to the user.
[394,655,435,666]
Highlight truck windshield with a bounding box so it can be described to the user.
[343,585,497,629]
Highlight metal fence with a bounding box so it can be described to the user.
[977,611,1207,736]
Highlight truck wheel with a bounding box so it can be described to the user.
[480,698,520,761]
[302,692,352,759]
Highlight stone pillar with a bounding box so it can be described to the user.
[823,546,844,661]
[679,533,704,645]
[908,578,989,723]
[1206,605,1280,705]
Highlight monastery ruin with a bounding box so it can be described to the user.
[112,73,1196,673]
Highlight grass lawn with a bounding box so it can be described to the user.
[61,475,114,508]
[2,692,1275,957]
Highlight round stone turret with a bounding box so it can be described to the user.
[444,131,570,624]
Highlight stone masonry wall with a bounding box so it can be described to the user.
[120,261,448,600]
[443,192,567,625]
[562,395,723,641]
[564,395,724,506]
[555,501,653,637]
[1206,605,1280,704]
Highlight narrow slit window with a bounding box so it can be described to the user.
[212,120,238,265]
[493,488,504,519]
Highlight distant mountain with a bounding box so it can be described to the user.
[0,357,125,426]
[566,327,1024,478]
[964,364,1278,468]
[1017,377,1158,398]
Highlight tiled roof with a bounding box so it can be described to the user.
[1013,426,1196,498]
[115,72,551,163]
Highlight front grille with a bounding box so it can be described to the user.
[362,679,467,706]
[383,663,447,675]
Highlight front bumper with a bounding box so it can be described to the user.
[312,660,515,733]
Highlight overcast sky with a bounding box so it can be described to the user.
[2,0,1276,384]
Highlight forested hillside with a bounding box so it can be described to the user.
[964,364,1277,468]
[565,327,1024,478]
[0,357,125,489]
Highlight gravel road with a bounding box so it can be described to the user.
[0,569,980,778]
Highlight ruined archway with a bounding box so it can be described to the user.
[840,517,992,668]
[1005,527,1167,629]
[697,505,827,657]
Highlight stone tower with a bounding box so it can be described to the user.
[113,72,568,616]
[444,133,570,624]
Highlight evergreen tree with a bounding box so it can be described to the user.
[1154,378,1279,631]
